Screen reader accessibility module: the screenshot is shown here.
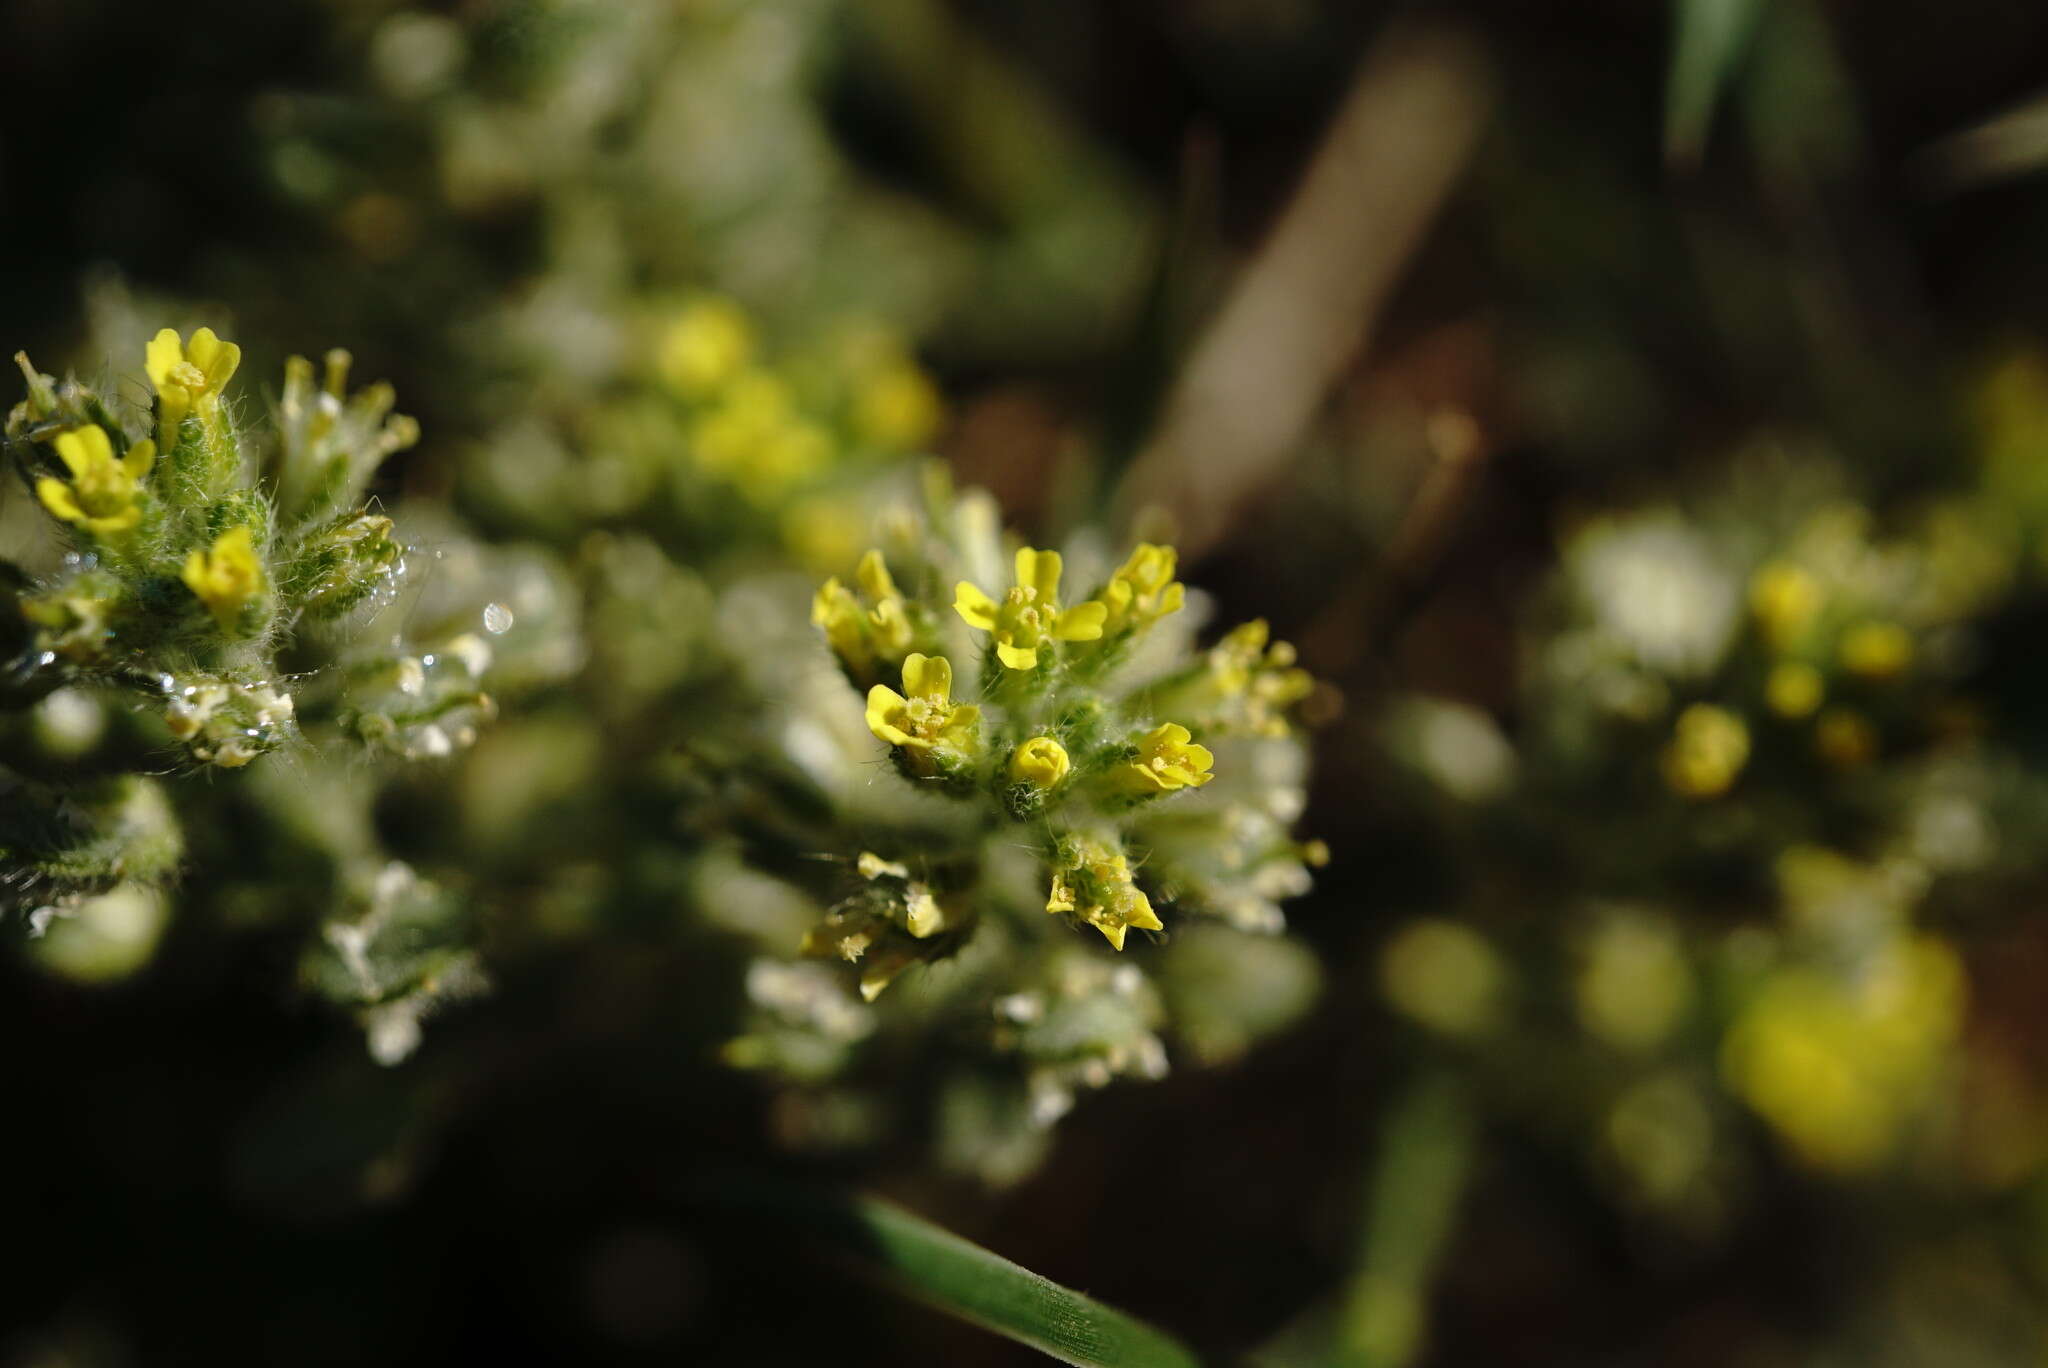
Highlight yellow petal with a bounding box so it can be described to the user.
[995,640,1040,670]
[186,327,240,390]
[1127,891,1163,934]
[1017,546,1062,600]
[145,329,184,391]
[83,506,142,536]
[940,704,980,745]
[901,652,950,702]
[865,685,911,745]
[954,580,998,630]
[36,477,85,524]
[1158,583,1185,615]
[1095,919,1129,952]
[1054,600,1107,641]
[811,577,848,627]
[1155,723,1192,746]
[856,549,898,602]
[52,425,112,480]
[121,437,157,481]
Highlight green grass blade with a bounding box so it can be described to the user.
[695,1181,1203,1367]
[1665,0,1767,167]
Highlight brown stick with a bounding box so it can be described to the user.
[1117,23,1493,557]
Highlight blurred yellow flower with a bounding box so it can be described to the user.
[1121,722,1214,793]
[1660,703,1749,798]
[657,297,753,397]
[36,425,155,536]
[1765,661,1824,719]
[1008,736,1071,789]
[954,547,1107,669]
[1838,621,1913,681]
[1720,934,1963,1174]
[181,525,266,630]
[854,361,943,452]
[813,548,915,675]
[1749,561,1821,650]
[145,326,241,444]
[865,653,979,762]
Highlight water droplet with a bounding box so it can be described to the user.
[482,602,514,634]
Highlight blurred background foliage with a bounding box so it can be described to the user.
[11,0,2048,1363]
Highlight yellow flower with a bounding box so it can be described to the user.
[35,425,155,536]
[181,525,266,630]
[865,653,979,761]
[1101,542,1186,632]
[1203,618,1315,734]
[733,420,834,505]
[1838,621,1913,681]
[1009,736,1071,789]
[854,360,943,452]
[145,327,241,444]
[1749,561,1821,650]
[1660,703,1749,798]
[691,371,791,476]
[1765,661,1825,718]
[657,297,754,397]
[954,547,1108,670]
[1122,722,1215,793]
[813,549,916,675]
[1046,839,1164,951]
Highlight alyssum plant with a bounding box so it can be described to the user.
[728,479,1328,1142]
[2,329,489,996]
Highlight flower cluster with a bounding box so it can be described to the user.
[1,328,524,1037]
[720,481,1325,1151]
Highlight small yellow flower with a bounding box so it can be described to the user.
[657,297,754,397]
[865,653,980,762]
[1101,542,1186,632]
[733,420,834,505]
[1046,839,1163,951]
[1838,621,1913,681]
[954,547,1108,670]
[854,360,943,452]
[1661,703,1749,798]
[1765,661,1825,719]
[691,371,791,477]
[35,425,155,536]
[813,549,916,675]
[145,327,241,444]
[1750,562,1821,649]
[1009,736,1071,790]
[1122,722,1215,793]
[181,525,266,630]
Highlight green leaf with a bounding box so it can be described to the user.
[694,1181,1203,1367]
[1665,0,1768,168]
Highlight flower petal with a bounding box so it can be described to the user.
[953,580,998,630]
[121,437,156,482]
[1017,546,1062,601]
[865,685,911,745]
[145,329,183,391]
[1054,600,1107,641]
[856,549,898,601]
[995,640,1039,671]
[902,652,950,701]
[52,425,111,480]
[36,477,84,524]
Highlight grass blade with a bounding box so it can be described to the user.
[694,1180,1203,1367]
